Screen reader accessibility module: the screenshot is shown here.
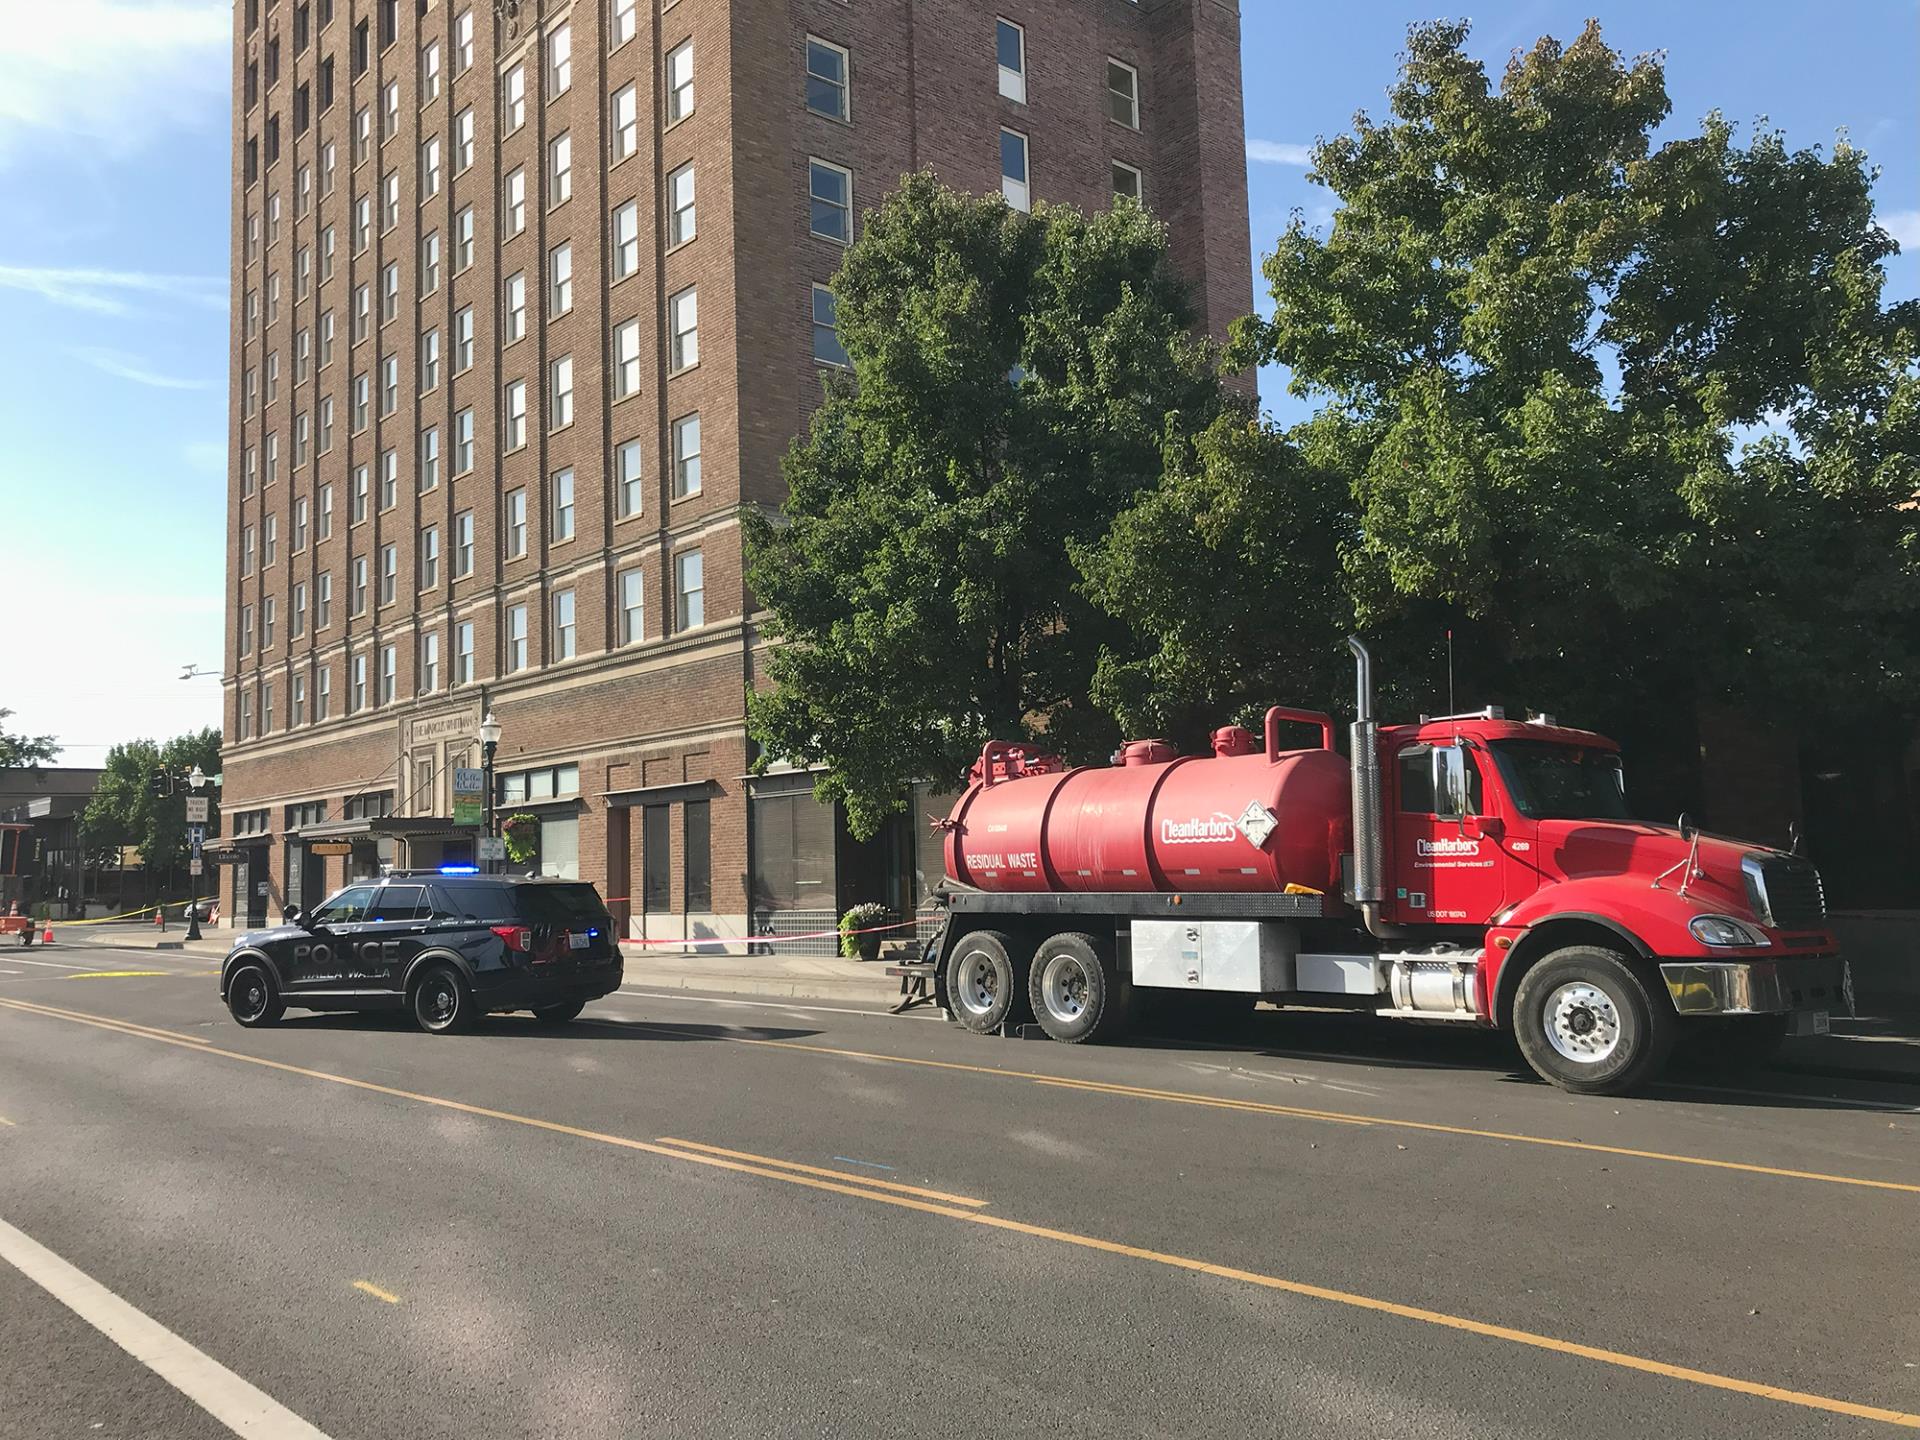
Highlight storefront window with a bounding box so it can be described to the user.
[538,815,579,880]
[749,775,835,913]
[684,800,710,911]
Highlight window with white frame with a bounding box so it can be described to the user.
[420,424,440,489]
[618,568,643,644]
[296,326,312,381]
[548,130,572,205]
[1107,58,1139,129]
[354,194,371,250]
[292,672,307,725]
[378,643,396,704]
[240,604,255,654]
[296,246,311,298]
[611,83,638,161]
[809,159,851,243]
[997,19,1025,104]
[550,357,573,430]
[454,9,473,71]
[381,79,399,138]
[454,621,474,683]
[503,63,525,131]
[294,497,309,550]
[454,406,475,470]
[320,310,335,365]
[241,526,255,575]
[419,631,440,692]
[262,681,273,733]
[319,483,333,538]
[454,306,474,371]
[262,596,276,647]
[244,447,257,495]
[454,106,474,172]
[616,439,642,518]
[506,604,529,671]
[420,39,440,102]
[319,396,335,452]
[265,432,280,484]
[805,36,848,120]
[317,572,332,628]
[264,513,278,563]
[317,664,332,718]
[352,463,370,521]
[668,162,695,245]
[1000,127,1029,210]
[549,241,572,314]
[321,226,336,281]
[354,104,372,162]
[675,549,704,630]
[612,200,639,279]
[548,21,571,94]
[552,467,574,539]
[611,0,636,48]
[613,318,641,397]
[812,284,849,367]
[551,588,576,659]
[672,411,701,497]
[505,167,526,234]
[1112,160,1142,204]
[352,557,369,613]
[382,169,399,229]
[353,282,370,339]
[421,135,441,197]
[380,353,399,414]
[505,488,527,556]
[665,40,694,123]
[419,523,439,586]
[668,286,698,371]
[455,205,474,269]
[379,542,397,604]
[266,349,280,400]
[453,509,474,576]
[505,271,526,341]
[380,447,398,507]
[292,581,307,637]
[239,687,254,737]
[504,379,527,449]
[421,230,440,291]
[381,261,399,321]
[353,653,370,711]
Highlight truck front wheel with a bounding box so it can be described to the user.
[1511,945,1674,1096]
[946,930,1027,1034]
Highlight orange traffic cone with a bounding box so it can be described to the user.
[40,924,52,945]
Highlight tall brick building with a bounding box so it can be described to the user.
[221,0,1252,940]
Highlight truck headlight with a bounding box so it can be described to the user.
[1688,915,1770,948]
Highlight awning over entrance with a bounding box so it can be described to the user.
[294,816,477,841]
[602,780,720,808]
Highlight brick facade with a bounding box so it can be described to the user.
[223,0,1251,939]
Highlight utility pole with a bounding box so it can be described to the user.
[184,766,211,941]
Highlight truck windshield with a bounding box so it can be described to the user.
[1488,741,1629,821]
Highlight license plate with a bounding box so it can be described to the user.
[1791,1010,1830,1037]
[568,932,590,950]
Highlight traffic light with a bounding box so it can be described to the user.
[150,768,171,798]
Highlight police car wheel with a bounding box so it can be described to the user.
[227,964,284,1027]
[412,964,475,1035]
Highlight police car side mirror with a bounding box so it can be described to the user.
[283,906,307,928]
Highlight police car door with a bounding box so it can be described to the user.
[361,884,433,992]
[292,884,378,995]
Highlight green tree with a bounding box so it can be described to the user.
[745,173,1227,836]
[0,709,59,770]
[82,729,222,876]
[1227,20,1919,738]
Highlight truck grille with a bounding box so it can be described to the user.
[1749,857,1826,931]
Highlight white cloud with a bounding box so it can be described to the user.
[1884,210,1920,251]
[1246,139,1315,167]
[0,264,227,315]
[70,346,214,390]
[0,1,228,166]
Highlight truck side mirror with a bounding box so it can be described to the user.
[1464,813,1504,842]
[1431,744,1470,821]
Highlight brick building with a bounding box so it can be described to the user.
[221,0,1253,939]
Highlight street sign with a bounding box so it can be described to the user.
[185,797,210,824]
[189,859,204,876]
[476,836,507,862]
[310,841,353,857]
[452,767,486,827]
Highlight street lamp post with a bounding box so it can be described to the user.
[478,711,502,873]
[185,765,208,942]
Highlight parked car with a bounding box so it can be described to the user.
[218,870,623,1033]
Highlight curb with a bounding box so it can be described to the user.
[620,970,899,1006]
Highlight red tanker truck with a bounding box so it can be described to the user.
[926,638,1848,1095]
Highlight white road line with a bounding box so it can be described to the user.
[6,956,100,971]
[0,1216,332,1439]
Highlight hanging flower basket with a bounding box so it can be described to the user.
[501,813,540,865]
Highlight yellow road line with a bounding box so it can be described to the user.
[0,995,213,1046]
[655,1137,989,1207]
[2,995,1915,1430]
[611,1025,1920,1197]
[0,1115,15,1127]
[350,1280,400,1305]
[66,971,171,980]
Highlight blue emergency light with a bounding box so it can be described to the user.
[439,864,481,875]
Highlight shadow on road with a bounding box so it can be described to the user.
[276,1012,821,1045]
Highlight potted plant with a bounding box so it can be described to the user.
[501,813,540,867]
[839,902,891,961]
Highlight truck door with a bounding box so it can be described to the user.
[1390,740,1534,925]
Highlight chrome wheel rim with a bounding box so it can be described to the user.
[953,950,1000,1018]
[1544,981,1622,1064]
[1042,955,1090,1023]
[233,972,268,1022]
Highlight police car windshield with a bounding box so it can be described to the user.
[1488,741,1629,821]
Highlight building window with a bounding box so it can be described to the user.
[422,231,441,293]
[419,524,439,587]
[550,357,574,430]
[809,160,851,243]
[612,83,638,161]
[665,40,694,124]
[420,425,440,490]
[378,644,397,705]
[997,20,1025,104]
[262,682,274,734]
[379,543,398,605]
[291,673,307,725]
[616,439,642,518]
[453,509,474,576]
[354,195,371,253]
[668,286,698,372]
[265,431,279,484]
[684,800,711,911]
[317,572,332,628]
[352,283,370,340]
[1000,127,1029,211]
[1112,160,1142,204]
[552,466,574,538]
[675,550,704,630]
[352,464,370,522]
[504,379,528,449]
[239,688,254,739]
[263,596,277,647]
[240,604,255,653]
[454,307,474,371]
[381,80,399,140]
[351,652,368,710]
[1107,58,1140,129]
[667,162,695,246]
[552,589,576,660]
[292,582,307,637]
[643,805,670,911]
[380,448,399,508]
[264,514,278,563]
[548,130,572,205]
[505,271,527,342]
[243,447,257,496]
[420,40,440,103]
[548,20,572,94]
[812,284,849,367]
[382,170,400,229]
[612,0,637,48]
[419,632,440,693]
[613,318,641,397]
[317,665,331,718]
[503,64,526,132]
[319,396,335,452]
[805,36,848,120]
[380,354,399,414]
[319,483,334,538]
[549,241,572,314]
[455,205,475,269]
[454,621,474,684]
[506,604,529,672]
[612,200,640,280]
[618,568,643,644]
[381,262,400,323]
[505,167,526,235]
[421,136,441,198]
[453,107,474,174]
[505,488,527,557]
[454,9,473,71]
[293,497,309,550]
[672,412,701,497]
[455,406,475,470]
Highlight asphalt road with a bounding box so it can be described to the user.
[2,944,1917,1439]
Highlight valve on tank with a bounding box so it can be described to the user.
[1210,726,1258,757]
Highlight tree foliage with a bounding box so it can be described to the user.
[745,173,1226,836]
[81,729,222,874]
[0,709,59,771]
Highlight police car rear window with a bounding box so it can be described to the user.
[511,883,609,925]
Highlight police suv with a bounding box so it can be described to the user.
[219,870,623,1033]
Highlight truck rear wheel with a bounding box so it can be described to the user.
[1028,932,1129,1044]
[1512,945,1674,1095]
[946,930,1026,1034]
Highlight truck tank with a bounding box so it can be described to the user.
[943,711,1352,895]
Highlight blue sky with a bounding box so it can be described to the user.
[0,0,1914,762]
